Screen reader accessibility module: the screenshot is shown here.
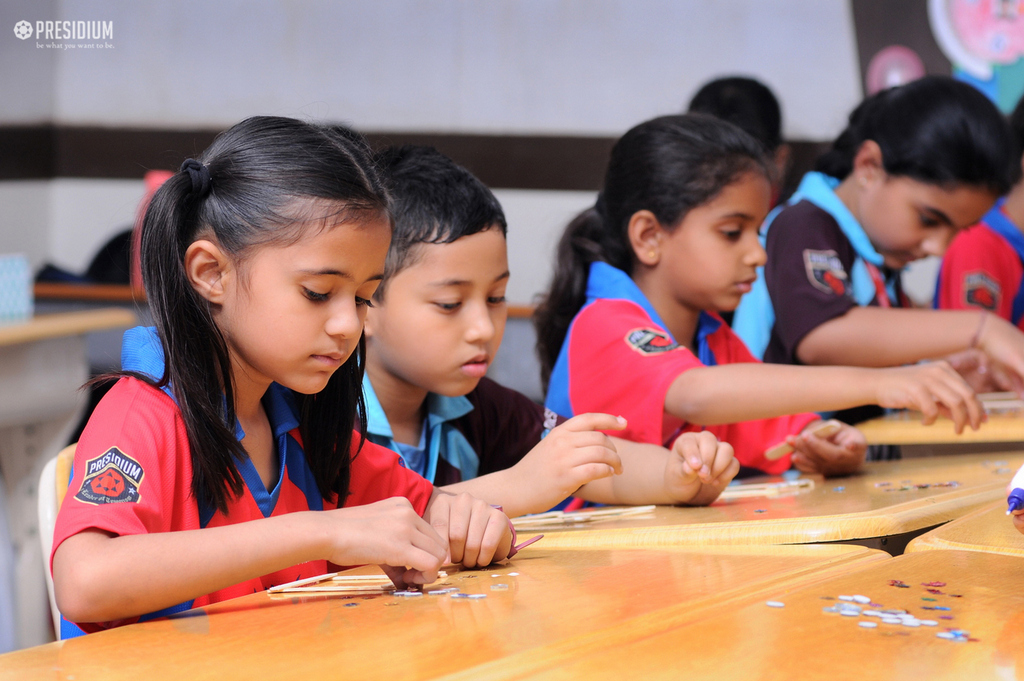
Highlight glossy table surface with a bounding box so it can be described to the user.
[532,452,1022,549]
[0,544,887,680]
[858,410,1024,444]
[463,550,1024,681]
[906,500,1024,558]
[0,308,137,347]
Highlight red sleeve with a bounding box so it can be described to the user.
[567,299,703,445]
[937,224,1019,321]
[702,324,818,474]
[51,378,194,572]
[345,433,434,515]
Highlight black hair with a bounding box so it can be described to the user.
[374,145,506,300]
[139,116,390,513]
[688,76,783,152]
[1009,92,1024,186]
[534,113,771,388]
[816,76,1013,195]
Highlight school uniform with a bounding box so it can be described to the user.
[52,327,434,635]
[734,171,909,364]
[544,261,818,476]
[363,375,560,485]
[935,199,1024,327]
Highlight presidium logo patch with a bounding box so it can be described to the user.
[75,447,144,505]
[803,249,849,296]
[963,272,1000,311]
[625,328,680,355]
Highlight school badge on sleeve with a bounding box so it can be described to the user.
[75,447,145,505]
[963,272,999,311]
[625,328,679,355]
[803,249,848,296]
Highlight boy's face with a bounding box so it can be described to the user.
[365,227,509,397]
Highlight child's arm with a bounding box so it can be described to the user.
[576,431,739,506]
[665,360,983,431]
[797,308,1024,390]
[441,412,626,518]
[53,497,447,624]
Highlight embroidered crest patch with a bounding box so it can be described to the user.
[625,328,679,355]
[803,249,848,295]
[75,447,145,505]
[964,272,1000,311]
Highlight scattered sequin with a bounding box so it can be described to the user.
[889,580,910,588]
[766,601,785,608]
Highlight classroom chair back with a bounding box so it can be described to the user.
[37,443,75,639]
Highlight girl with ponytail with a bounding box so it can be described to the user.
[537,113,987,479]
[52,117,513,636]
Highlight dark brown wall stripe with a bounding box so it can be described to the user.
[0,125,828,193]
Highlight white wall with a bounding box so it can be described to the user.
[2,0,862,139]
[0,0,871,299]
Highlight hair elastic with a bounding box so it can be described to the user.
[180,158,212,197]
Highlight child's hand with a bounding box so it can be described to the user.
[974,314,1024,395]
[323,497,448,587]
[512,413,626,506]
[788,422,866,477]
[425,490,513,568]
[945,348,1015,394]
[1011,506,1024,535]
[873,361,985,433]
[665,431,738,505]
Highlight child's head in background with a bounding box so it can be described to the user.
[688,76,789,197]
[817,76,1012,269]
[141,116,391,511]
[365,145,509,400]
[535,113,772,384]
[1010,93,1024,190]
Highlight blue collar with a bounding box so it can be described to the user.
[790,172,885,267]
[585,261,722,366]
[120,327,306,523]
[362,374,474,481]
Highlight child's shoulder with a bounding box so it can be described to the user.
[82,376,184,444]
[771,199,843,236]
[948,221,1016,255]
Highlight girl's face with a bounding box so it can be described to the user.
[856,175,997,269]
[653,171,771,313]
[202,213,391,397]
[844,140,998,269]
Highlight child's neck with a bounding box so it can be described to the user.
[365,360,429,446]
[632,269,702,354]
[1002,181,1024,232]
[229,362,277,490]
[833,175,862,225]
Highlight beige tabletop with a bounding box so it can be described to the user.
[459,550,1024,681]
[906,500,1024,558]
[529,452,1022,549]
[858,410,1024,445]
[0,308,137,347]
[0,544,887,681]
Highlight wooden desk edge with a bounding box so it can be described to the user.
[0,308,138,347]
[532,484,1005,549]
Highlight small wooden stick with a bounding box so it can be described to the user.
[268,572,339,593]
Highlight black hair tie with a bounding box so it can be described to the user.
[179,158,212,197]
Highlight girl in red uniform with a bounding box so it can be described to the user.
[52,118,513,634]
[537,114,986,478]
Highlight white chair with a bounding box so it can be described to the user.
[37,444,75,639]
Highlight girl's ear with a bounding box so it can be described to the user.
[627,210,665,267]
[851,140,885,187]
[184,239,232,303]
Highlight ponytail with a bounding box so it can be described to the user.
[534,113,771,390]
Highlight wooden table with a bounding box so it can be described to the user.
[0,309,136,650]
[464,550,1024,681]
[906,500,1024,558]
[0,543,887,680]
[528,453,1022,552]
[858,410,1024,445]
